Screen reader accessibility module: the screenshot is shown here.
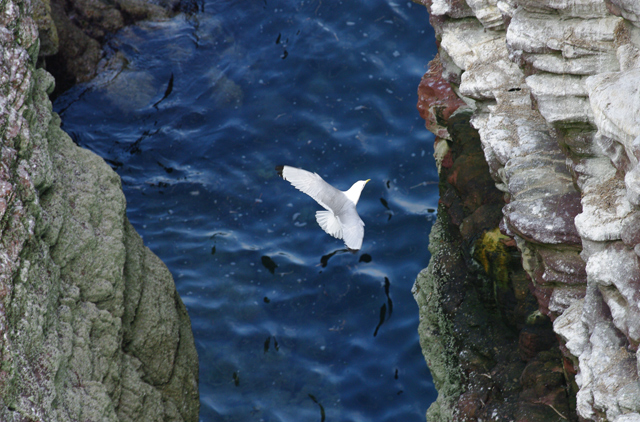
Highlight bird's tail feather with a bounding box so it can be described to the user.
[316,210,342,239]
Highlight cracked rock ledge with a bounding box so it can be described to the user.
[0,0,199,420]
[414,0,640,421]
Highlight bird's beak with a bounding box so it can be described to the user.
[365,179,370,184]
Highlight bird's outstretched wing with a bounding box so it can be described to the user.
[276,165,343,211]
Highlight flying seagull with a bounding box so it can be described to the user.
[276,165,370,250]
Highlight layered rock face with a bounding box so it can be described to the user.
[414,0,640,421]
[0,0,199,420]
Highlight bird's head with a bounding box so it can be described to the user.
[345,179,370,205]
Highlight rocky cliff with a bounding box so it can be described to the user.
[0,0,199,420]
[414,0,640,421]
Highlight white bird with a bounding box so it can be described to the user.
[276,165,370,250]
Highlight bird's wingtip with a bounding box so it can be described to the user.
[275,165,284,178]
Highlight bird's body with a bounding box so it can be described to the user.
[276,165,369,250]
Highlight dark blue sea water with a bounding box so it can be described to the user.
[54,0,439,420]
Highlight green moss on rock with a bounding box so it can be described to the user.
[412,212,464,421]
[0,0,199,419]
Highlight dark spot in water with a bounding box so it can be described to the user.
[149,181,170,189]
[397,390,403,395]
[386,180,391,189]
[281,50,288,59]
[261,256,277,274]
[157,161,174,173]
[384,277,393,319]
[380,197,394,220]
[427,208,436,213]
[232,371,240,386]
[153,73,174,109]
[308,394,326,422]
[276,33,281,44]
[211,245,216,255]
[153,181,170,189]
[126,129,158,154]
[263,296,270,303]
[264,336,271,353]
[394,368,398,379]
[273,336,279,351]
[373,303,386,337]
[359,254,372,263]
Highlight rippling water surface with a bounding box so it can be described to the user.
[54,0,439,420]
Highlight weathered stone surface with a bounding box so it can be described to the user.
[415,0,640,420]
[504,191,582,246]
[422,0,474,19]
[518,0,609,18]
[465,0,503,30]
[586,68,640,153]
[506,8,621,75]
[33,0,177,95]
[32,0,58,56]
[611,0,640,26]
[527,73,594,125]
[0,0,199,419]
[46,0,104,88]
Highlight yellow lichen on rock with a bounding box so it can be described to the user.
[473,227,511,288]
